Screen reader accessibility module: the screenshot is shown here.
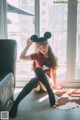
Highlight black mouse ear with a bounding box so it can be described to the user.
[30,35,38,42]
[44,32,52,39]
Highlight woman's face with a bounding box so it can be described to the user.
[37,41,49,55]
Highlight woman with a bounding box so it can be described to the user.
[20,32,60,91]
[9,32,59,118]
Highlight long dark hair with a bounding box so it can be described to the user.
[48,46,58,68]
[32,42,58,70]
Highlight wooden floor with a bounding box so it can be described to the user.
[8,88,80,120]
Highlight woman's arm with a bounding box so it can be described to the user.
[51,68,57,87]
[20,38,32,60]
[51,68,62,89]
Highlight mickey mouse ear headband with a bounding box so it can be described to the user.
[30,31,52,42]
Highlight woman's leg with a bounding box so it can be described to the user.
[39,81,47,92]
[34,67,55,106]
[34,81,48,92]
[9,78,38,118]
[33,83,41,92]
[39,74,53,92]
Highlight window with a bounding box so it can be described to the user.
[7,0,35,87]
[75,2,80,80]
[40,0,80,87]
[40,0,68,83]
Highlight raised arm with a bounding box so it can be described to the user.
[20,38,32,60]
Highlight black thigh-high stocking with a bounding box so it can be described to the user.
[34,67,55,106]
[9,78,38,118]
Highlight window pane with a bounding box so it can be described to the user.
[75,2,80,80]
[40,0,68,82]
[7,0,35,87]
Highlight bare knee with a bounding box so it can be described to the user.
[33,84,40,92]
[40,82,47,92]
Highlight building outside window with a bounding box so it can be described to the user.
[40,0,68,82]
[7,0,35,87]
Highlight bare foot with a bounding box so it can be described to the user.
[53,85,62,90]
[55,91,66,97]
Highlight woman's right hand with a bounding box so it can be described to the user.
[27,38,33,47]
